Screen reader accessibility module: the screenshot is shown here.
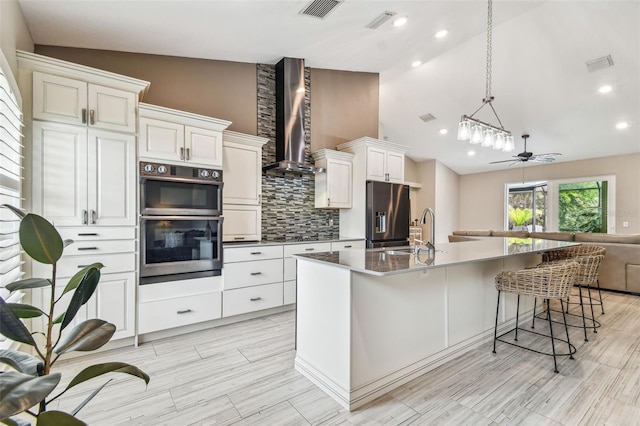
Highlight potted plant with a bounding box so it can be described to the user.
[0,206,149,425]
[508,206,533,231]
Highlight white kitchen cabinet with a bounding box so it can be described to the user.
[312,149,354,209]
[365,146,404,183]
[222,131,268,241]
[139,103,231,168]
[32,121,136,227]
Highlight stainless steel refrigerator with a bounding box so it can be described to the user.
[366,181,410,248]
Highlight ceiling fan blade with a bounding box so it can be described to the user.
[489,159,522,164]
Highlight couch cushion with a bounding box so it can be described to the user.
[529,232,575,241]
[465,230,493,236]
[575,233,640,244]
[491,230,529,238]
[448,235,481,242]
[452,231,468,236]
[627,264,640,294]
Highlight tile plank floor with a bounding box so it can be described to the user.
[52,290,640,425]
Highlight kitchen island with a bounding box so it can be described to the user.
[293,237,577,410]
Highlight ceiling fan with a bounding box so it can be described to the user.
[490,134,561,166]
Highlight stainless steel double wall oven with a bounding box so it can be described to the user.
[139,162,223,284]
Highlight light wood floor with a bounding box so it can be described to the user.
[51,289,640,425]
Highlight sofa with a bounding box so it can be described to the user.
[449,230,640,294]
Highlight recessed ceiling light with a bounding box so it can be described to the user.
[467,150,476,156]
[434,29,448,38]
[439,128,448,135]
[392,16,407,27]
[598,85,612,94]
[412,60,422,68]
[616,121,629,129]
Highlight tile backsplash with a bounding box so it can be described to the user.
[257,64,339,241]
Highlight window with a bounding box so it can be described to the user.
[506,182,547,231]
[558,181,608,233]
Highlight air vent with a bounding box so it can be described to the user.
[586,55,614,72]
[365,11,396,29]
[419,113,437,123]
[300,0,343,19]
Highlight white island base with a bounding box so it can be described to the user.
[294,251,542,411]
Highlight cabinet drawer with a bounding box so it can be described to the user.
[223,283,283,317]
[224,245,283,263]
[330,240,366,251]
[56,252,136,277]
[57,227,136,241]
[223,258,283,290]
[223,205,260,242]
[138,291,221,334]
[284,242,331,258]
[284,257,296,281]
[63,239,135,256]
[284,280,296,305]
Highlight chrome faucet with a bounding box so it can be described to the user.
[420,207,435,246]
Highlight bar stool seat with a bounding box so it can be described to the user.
[493,261,579,373]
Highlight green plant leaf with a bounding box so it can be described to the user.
[61,264,104,297]
[0,204,26,219]
[60,268,101,331]
[0,298,36,347]
[1,417,31,426]
[0,372,60,419]
[36,411,86,426]
[18,214,63,265]
[54,320,116,354]
[0,350,41,375]
[6,278,52,292]
[6,303,45,319]
[63,239,74,248]
[64,363,150,392]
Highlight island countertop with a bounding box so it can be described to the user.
[293,237,579,276]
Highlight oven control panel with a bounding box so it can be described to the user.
[140,162,222,183]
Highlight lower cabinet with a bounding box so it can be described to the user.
[223,282,283,317]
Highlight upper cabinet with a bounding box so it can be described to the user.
[337,137,407,184]
[312,149,354,209]
[139,103,231,168]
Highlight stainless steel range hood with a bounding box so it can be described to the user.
[263,57,325,175]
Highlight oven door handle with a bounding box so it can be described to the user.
[140,215,224,221]
[139,175,221,185]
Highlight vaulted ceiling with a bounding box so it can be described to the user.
[17,0,640,174]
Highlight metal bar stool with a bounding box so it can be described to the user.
[493,261,579,373]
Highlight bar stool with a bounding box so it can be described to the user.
[493,261,579,373]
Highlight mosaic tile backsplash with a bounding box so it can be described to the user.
[257,64,339,241]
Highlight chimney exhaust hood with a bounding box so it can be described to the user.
[263,57,324,175]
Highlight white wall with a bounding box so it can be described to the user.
[0,0,33,75]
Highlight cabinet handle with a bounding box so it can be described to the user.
[89,109,95,125]
[186,148,190,161]
[250,251,262,255]
[344,245,352,248]
[77,247,98,251]
[81,108,87,124]
[180,147,185,160]
[177,309,193,314]
[82,210,88,225]
[78,233,98,236]
[234,237,246,240]
[250,297,262,302]
[89,210,96,225]
[327,198,330,206]
[258,194,262,204]
[250,272,262,276]
[77,264,102,268]
[305,248,315,251]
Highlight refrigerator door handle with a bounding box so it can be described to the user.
[376,211,387,233]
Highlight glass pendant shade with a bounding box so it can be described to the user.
[470,125,483,144]
[503,135,515,152]
[493,132,505,150]
[457,120,471,140]
[481,128,494,147]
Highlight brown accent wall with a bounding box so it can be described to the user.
[34,45,257,134]
[310,67,379,151]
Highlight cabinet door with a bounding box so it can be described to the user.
[366,146,387,181]
[139,117,184,162]
[327,158,352,208]
[33,72,87,126]
[88,130,136,226]
[223,141,261,205]
[223,205,261,242]
[32,121,88,227]
[185,126,223,168]
[386,150,405,183]
[88,84,136,133]
[86,272,135,340]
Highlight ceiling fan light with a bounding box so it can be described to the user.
[481,128,494,147]
[503,135,515,152]
[457,120,471,140]
[493,132,505,150]
[470,125,483,144]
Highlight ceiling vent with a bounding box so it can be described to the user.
[586,55,614,72]
[419,113,437,123]
[300,0,343,19]
[365,11,396,29]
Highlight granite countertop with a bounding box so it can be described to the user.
[223,236,364,248]
[293,237,580,276]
